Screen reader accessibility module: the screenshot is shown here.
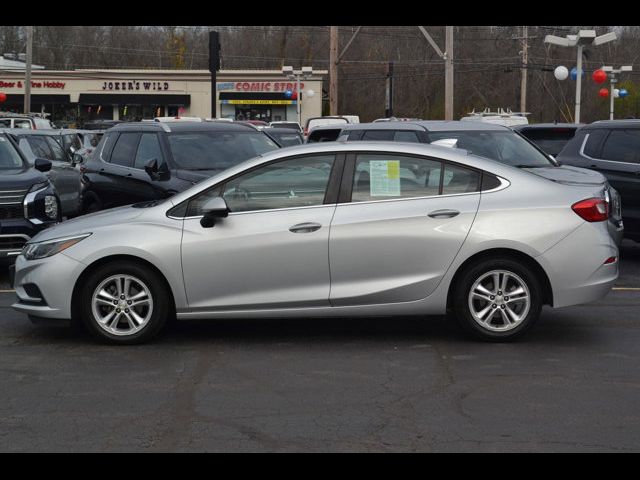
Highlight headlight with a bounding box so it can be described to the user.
[44,195,58,220]
[22,233,91,260]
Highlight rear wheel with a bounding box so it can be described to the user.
[452,258,542,341]
[78,261,170,344]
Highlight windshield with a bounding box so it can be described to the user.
[0,135,26,169]
[167,131,279,170]
[427,130,554,167]
[269,132,303,147]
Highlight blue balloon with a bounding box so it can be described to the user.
[619,89,629,98]
[284,89,293,98]
[570,67,585,81]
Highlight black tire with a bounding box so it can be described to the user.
[83,199,101,214]
[77,261,170,345]
[452,257,542,342]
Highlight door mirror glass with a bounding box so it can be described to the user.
[144,158,159,178]
[34,158,52,172]
[200,197,229,228]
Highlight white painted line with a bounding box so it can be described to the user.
[612,287,640,291]
[0,289,15,293]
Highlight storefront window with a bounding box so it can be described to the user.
[119,105,142,122]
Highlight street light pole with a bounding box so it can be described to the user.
[545,30,617,124]
[282,66,313,127]
[24,26,33,115]
[602,65,633,120]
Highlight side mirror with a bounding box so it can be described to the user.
[200,197,229,228]
[144,158,170,181]
[71,153,83,167]
[34,158,52,173]
[69,145,77,154]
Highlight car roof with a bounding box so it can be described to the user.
[264,127,303,134]
[582,119,640,129]
[512,123,582,131]
[4,128,57,136]
[339,122,426,132]
[408,120,511,132]
[109,121,259,133]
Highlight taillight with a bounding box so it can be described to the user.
[303,128,308,136]
[572,197,609,222]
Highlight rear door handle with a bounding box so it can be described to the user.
[289,222,322,233]
[428,209,460,219]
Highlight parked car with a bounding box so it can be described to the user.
[556,120,640,242]
[0,113,54,130]
[317,120,624,245]
[79,121,280,213]
[512,123,582,157]
[12,141,618,344]
[306,124,348,143]
[460,108,529,127]
[263,127,304,147]
[303,116,350,137]
[8,129,83,217]
[154,116,203,122]
[75,130,104,160]
[269,121,302,132]
[0,131,61,262]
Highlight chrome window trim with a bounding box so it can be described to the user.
[23,185,48,221]
[168,177,509,219]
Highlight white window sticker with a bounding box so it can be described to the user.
[370,160,400,196]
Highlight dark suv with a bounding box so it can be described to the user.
[556,120,640,242]
[79,121,280,212]
[0,131,61,261]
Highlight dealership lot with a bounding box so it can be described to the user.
[0,240,637,452]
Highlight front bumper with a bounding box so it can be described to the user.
[0,217,56,260]
[11,252,85,320]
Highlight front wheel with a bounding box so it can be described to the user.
[452,258,542,341]
[78,261,170,344]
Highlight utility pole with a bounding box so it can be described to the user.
[329,26,339,115]
[385,62,394,117]
[24,26,32,114]
[444,26,453,120]
[520,26,528,113]
[418,26,454,120]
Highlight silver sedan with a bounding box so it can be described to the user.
[12,141,619,344]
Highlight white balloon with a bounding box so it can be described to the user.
[554,66,569,81]
[305,89,315,98]
[614,88,620,98]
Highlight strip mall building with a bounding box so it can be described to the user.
[0,69,327,125]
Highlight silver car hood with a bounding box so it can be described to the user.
[29,205,145,243]
[522,165,606,186]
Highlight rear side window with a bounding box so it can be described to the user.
[45,136,68,162]
[307,129,342,143]
[109,132,140,167]
[394,131,420,143]
[442,164,481,194]
[600,129,640,163]
[519,128,576,156]
[583,129,607,157]
[361,130,395,141]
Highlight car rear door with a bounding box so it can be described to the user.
[44,135,81,216]
[328,151,481,306]
[100,132,143,207]
[586,128,640,236]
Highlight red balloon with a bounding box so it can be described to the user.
[0,92,6,103]
[291,91,298,100]
[593,69,608,84]
[599,88,610,98]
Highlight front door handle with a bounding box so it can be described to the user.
[428,209,460,219]
[289,222,322,233]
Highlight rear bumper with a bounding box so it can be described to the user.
[537,221,618,308]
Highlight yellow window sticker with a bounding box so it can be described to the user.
[370,160,401,196]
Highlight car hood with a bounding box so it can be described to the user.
[174,168,226,184]
[0,167,49,190]
[29,205,145,243]
[522,165,606,186]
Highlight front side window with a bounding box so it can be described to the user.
[134,133,163,169]
[26,136,53,160]
[222,155,335,213]
[0,135,25,169]
[109,132,140,167]
[167,131,278,172]
[600,129,640,164]
[45,136,68,162]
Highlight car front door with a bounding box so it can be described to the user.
[101,132,143,207]
[180,153,340,311]
[127,132,175,202]
[44,135,81,216]
[329,152,481,306]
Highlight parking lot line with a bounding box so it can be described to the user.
[612,287,640,291]
[0,289,15,293]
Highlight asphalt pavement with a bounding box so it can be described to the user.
[0,241,639,452]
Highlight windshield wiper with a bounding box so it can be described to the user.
[513,164,548,168]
